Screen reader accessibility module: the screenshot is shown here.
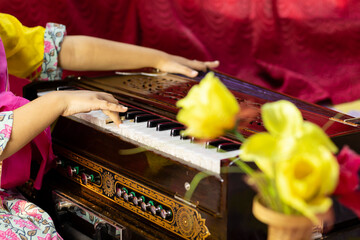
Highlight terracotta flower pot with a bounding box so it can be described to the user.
[252,196,314,240]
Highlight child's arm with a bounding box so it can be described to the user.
[59,36,219,78]
[0,90,127,161]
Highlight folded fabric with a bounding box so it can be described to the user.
[0,91,55,189]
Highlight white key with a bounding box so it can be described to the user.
[71,111,239,174]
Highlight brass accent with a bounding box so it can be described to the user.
[344,117,360,126]
[102,172,116,197]
[70,153,103,173]
[176,207,209,239]
[57,146,210,240]
[330,117,358,127]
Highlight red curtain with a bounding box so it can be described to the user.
[1,0,359,104]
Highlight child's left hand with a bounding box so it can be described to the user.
[156,53,219,77]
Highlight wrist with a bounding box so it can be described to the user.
[152,51,169,69]
[41,91,67,116]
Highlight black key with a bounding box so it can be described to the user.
[126,108,140,112]
[170,127,185,136]
[56,86,77,91]
[126,111,145,120]
[206,139,232,148]
[156,122,183,131]
[180,132,190,140]
[217,143,241,152]
[135,114,160,123]
[118,107,135,117]
[147,119,171,128]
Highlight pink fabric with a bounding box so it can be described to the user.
[2,0,360,104]
[0,38,55,190]
[0,38,8,93]
[0,92,56,190]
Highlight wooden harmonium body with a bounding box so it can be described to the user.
[24,71,360,240]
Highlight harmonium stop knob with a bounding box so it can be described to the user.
[160,209,172,220]
[81,173,100,185]
[141,200,154,212]
[150,205,163,216]
[116,186,126,198]
[66,166,79,177]
[133,195,145,206]
[55,157,64,167]
[123,191,136,202]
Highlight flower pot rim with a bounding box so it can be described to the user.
[252,195,313,227]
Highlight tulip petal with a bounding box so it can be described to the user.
[239,133,281,177]
[301,122,338,153]
[262,100,303,137]
[317,146,339,195]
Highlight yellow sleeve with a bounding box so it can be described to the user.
[0,13,45,79]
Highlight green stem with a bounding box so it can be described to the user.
[184,171,213,201]
[233,130,246,143]
[231,157,254,176]
[184,163,252,201]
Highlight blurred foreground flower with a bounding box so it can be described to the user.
[176,72,239,139]
[176,71,360,229]
[333,146,360,218]
[334,146,360,195]
[240,100,339,223]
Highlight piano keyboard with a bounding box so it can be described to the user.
[72,109,240,174]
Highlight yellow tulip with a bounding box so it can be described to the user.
[239,100,339,221]
[240,100,337,177]
[176,72,240,139]
[276,141,339,223]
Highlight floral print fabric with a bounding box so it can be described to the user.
[40,23,66,81]
[0,189,62,239]
[0,111,62,238]
[0,111,13,156]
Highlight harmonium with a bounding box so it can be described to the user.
[22,70,360,240]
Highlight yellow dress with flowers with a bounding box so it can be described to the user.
[0,13,65,81]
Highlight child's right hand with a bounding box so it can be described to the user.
[54,90,127,126]
[1,90,127,161]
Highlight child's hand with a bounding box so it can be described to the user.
[156,53,219,78]
[57,90,127,126]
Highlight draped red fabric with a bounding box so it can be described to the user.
[1,0,359,104]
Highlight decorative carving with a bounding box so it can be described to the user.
[176,207,210,240]
[102,171,116,197]
[176,207,195,237]
[59,147,210,240]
